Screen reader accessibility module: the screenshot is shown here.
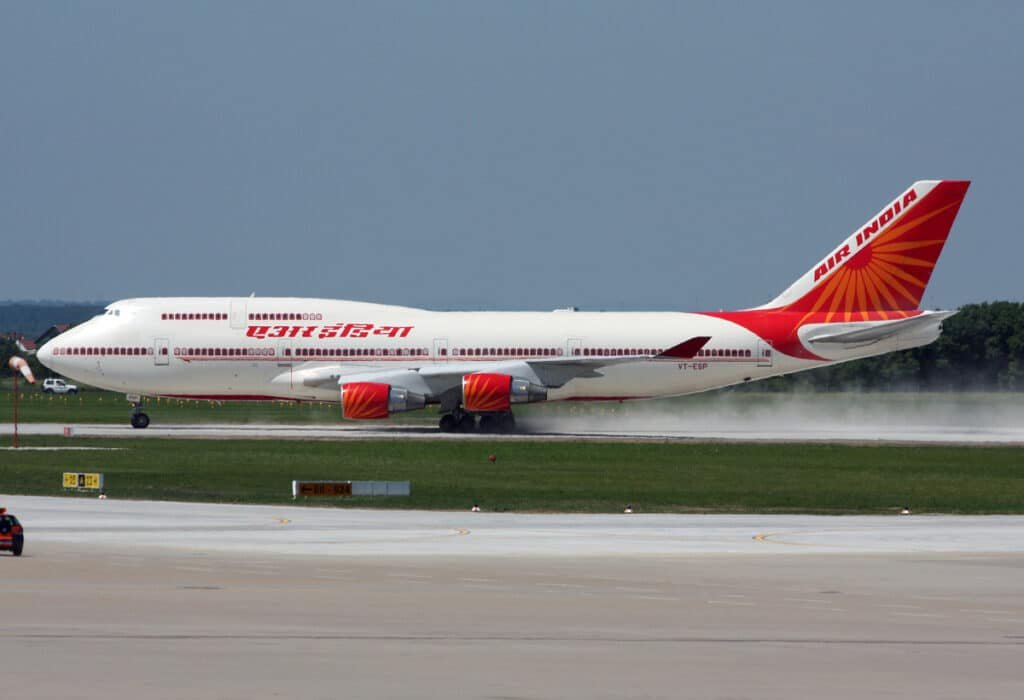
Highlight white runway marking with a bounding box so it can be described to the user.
[0,446,123,451]
[784,598,829,605]
[708,599,755,606]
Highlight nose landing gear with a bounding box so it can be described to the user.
[129,397,150,429]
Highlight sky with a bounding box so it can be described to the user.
[2,2,1021,311]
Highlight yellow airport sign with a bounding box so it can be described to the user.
[62,472,104,490]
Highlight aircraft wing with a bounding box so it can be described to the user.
[277,336,712,396]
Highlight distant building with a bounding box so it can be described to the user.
[0,332,39,356]
[16,337,37,355]
[34,323,71,348]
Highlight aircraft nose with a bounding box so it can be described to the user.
[37,339,57,371]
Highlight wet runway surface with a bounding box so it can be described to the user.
[9,419,1024,444]
[2,496,1023,698]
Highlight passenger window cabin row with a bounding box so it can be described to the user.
[162,313,226,320]
[52,344,765,361]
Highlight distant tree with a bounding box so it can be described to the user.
[744,301,1024,392]
[0,302,104,339]
[0,337,50,385]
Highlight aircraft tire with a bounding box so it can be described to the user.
[500,412,516,433]
[439,414,457,432]
[131,413,150,429]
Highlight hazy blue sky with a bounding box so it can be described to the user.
[2,2,1020,310]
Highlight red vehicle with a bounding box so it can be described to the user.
[0,509,24,556]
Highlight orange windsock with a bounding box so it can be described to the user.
[8,356,35,384]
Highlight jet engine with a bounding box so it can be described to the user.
[462,373,547,412]
[341,382,425,419]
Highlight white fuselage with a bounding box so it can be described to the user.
[36,296,941,407]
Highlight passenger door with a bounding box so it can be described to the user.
[154,337,170,366]
[433,338,449,363]
[566,337,582,358]
[230,300,247,330]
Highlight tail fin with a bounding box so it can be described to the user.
[758,180,970,319]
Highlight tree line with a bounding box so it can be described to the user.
[0,302,104,338]
[757,302,1024,391]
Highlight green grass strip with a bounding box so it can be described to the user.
[2,437,1022,514]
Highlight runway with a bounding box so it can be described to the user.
[2,496,1023,698]
[12,390,1024,444]
[8,418,1024,444]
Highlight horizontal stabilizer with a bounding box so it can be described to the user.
[656,336,712,359]
[803,311,956,346]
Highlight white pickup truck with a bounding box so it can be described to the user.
[41,377,79,394]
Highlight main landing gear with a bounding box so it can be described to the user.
[478,412,515,433]
[129,398,150,429]
[438,409,516,434]
[438,409,475,433]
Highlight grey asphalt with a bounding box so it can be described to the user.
[7,419,1024,444]
[1,496,1022,698]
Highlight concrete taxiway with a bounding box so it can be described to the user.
[2,496,1023,698]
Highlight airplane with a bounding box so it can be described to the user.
[38,179,970,432]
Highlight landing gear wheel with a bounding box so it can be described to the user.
[479,413,516,434]
[439,414,457,433]
[456,413,476,432]
[501,412,516,433]
[129,397,150,429]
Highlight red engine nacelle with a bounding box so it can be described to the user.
[462,373,547,413]
[341,382,425,420]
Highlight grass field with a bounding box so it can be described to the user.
[3,384,1024,513]
[3,436,1023,514]
[1,388,355,425]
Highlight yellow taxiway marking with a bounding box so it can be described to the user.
[753,532,815,546]
[755,529,867,547]
[276,518,291,525]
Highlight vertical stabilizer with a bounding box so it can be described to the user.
[757,180,970,320]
